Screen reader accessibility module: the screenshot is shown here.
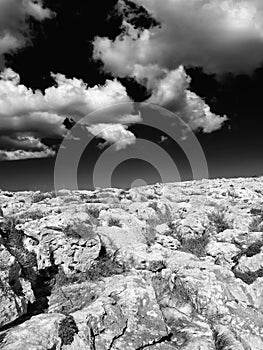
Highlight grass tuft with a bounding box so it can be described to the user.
[58,315,78,345]
[207,207,232,232]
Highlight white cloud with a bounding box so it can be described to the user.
[0,148,55,161]
[0,135,55,160]
[94,0,263,75]
[182,91,227,133]
[93,1,237,133]
[87,123,137,151]
[0,0,53,64]
[45,73,132,118]
[0,69,135,159]
[142,65,227,132]
[0,135,49,151]
[0,69,131,120]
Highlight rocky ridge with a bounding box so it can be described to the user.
[0,177,263,349]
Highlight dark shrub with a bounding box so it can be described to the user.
[212,328,236,350]
[86,207,100,219]
[58,315,78,345]
[86,248,125,281]
[32,192,48,203]
[249,215,263,232]
[108,217,122,227]
[64,220,95,240]
[178,232,210,257]
[207,208,232,232]
[54,247,126,286]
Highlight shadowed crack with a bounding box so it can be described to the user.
[108,319,128,350]
[232,266,263,285]
[135,333,173,349]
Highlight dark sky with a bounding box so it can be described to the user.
[0,0,263,191]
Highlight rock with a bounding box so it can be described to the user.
[206,240,240,261]
[1,178,263,348]
[21,209,101,275]
[0,313,65,349]
[0,244,35,328]
[71,272,169,350]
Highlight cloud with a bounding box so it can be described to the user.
[0,135,49,151]
[92,1,235,133]
[0,69,131,120]
[140,65,227,133]
[87,123,137,151]
[94,0,263,75]
[0,68,135,160]
[0,0,53,64]
[45,73,132,118]
[0,148,55,161]
[0,135,56,160]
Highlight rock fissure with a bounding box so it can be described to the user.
[107,319,128,350]
[135,333,173,349]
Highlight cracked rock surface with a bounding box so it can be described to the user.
[0,178,263,349]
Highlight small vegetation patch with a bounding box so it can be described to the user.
[85,248,126,281]
[148,201,158,212]
[148,202,173,225]
[58,315,78,346]
[64,220,95,240]
[174,277,196,304]
[63,197,79,203]
[19,209,45,221]
[0,215,37,269]
[147,194,157,200]
[250,207,263,216]
[86,206,100,219]
[212,327,238,350]
[207,207,232,233]
[249,215,263,232]
[31,191,56,203]
[172,277,207,314]
[244,240,263,257]
[177,232,210,257]
[143,221,158,247]
[108,217,122,227]
[55,247,126,287]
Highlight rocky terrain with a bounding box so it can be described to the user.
[0,177,263,349]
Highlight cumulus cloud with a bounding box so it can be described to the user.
[0,68,135,160]
[0,68,132,120]
[87,123,137,151]
[0,148,55,161]
[92,1,236,133]
[139,65,227,132]
[94,0,263,75]
[0,135,50,151]
[0,135,55,160]
[0,0,53,64]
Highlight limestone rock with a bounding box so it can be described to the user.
[1,177,263,348]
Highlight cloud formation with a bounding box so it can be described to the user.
[0,68,134,159]
[87,123,137,151]
[0,0,53,65]
[0,148,55,161]
[92,0,263,134]
[94,0,263,75]
[94,42,227,133]
[0,135,55,160]
[138,65,227,133]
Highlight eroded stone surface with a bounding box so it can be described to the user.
[0,178,263,349]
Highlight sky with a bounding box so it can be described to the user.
[0,0,263,191]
